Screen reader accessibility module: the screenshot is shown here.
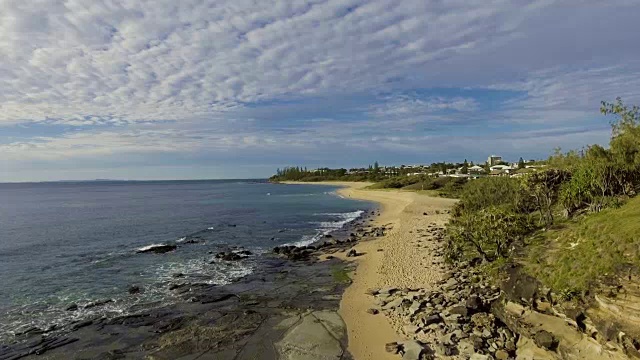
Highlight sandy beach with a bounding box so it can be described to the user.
[283,181,457,359]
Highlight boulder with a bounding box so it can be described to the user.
[385,342,401,354]
[128,285,141,294]
[401,341,424,360]
[534,330,557,350]
[346,249,357,257]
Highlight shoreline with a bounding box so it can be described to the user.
[282,181,458,359]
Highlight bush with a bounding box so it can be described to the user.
[446,207,533,262]
[456,177,523,213]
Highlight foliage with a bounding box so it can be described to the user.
[455,176,524,214]
[524,195,640,294]
[446,207,533,262]
[521,169,571,226]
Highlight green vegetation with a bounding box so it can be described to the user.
[367,175,468,198]
[444,98,640,297]
[330,265,352,284]
[525,195,640,294]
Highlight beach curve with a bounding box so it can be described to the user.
[283,181,457,359]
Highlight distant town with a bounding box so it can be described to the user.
[302,155,546,179]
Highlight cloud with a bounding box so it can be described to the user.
[1,0,640,180]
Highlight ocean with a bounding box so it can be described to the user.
[0,180,373,343]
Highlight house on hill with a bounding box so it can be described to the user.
[468,165,485,173]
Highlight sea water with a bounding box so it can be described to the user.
[0,180,372,342]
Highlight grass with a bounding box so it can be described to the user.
[523,196,640,295]
[331,265,352,284]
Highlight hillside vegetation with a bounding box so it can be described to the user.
[444,98,640,297]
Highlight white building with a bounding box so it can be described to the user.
[487,155,503,166]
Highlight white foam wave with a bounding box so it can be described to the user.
[134,243,168,252]
[286,210,364,247]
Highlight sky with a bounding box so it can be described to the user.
[1,0,640,182]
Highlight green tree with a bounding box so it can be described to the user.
[446,207,532,262]
[461,159,469,174]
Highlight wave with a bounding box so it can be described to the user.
[134,243,170,252]
[286,210,364,247]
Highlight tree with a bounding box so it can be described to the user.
[522,169,571,226]
[461,159,469,174]
[518,157,525,169]
[373,161,380,174]
[446,207,532,262]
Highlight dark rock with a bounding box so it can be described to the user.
[366,308,379,315]
[84,299,113,309]
[436,343,456,356]
[385,342,401,354]
[534,330,557,350]
[346,249,357,257]
[470,334,484,350]
[466,295,483,312]
[215,251,248,261]
[424,314,442,326]
[182,238,200,244]
[324,234,333,238]
[128,285,141,294]
[136,244,177,254]
[65,303,78,311]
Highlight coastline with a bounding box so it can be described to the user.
[282,181,458,359]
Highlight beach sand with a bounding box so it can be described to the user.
[283,181,457,359]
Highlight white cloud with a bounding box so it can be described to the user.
[1,0,640,180]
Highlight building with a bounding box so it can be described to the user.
[468,165,485,173]
[487,155,503,166]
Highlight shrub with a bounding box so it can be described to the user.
[446,207,533,262]
[457,177,523,213]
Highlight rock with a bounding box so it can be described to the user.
[409,301,422,315]
[383,298,405,310]
[128,285,141,294]
[449,305,468,317]
[366,308,379,315]
[84,299,113,309]
[215,251,247,261]
[470,353,490,360]
[495,349,509,360]
[136,244,177,254]
[533,330,557,350]
[435,343,455,356]
[466,295,483,311]
[346,249,357,257]
[470,334,484,350]
[365,288,379,296]
[401,340,424,360]
[65,303,78,311]
[424,314,441,326]
[403,325,419,334]
[275,311,345,360]
[385,342,401,354]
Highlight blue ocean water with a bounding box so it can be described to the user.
[0,180,372,342]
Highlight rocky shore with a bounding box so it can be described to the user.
[0,211,381,360]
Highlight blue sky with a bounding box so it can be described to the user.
[1,0,640,181]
